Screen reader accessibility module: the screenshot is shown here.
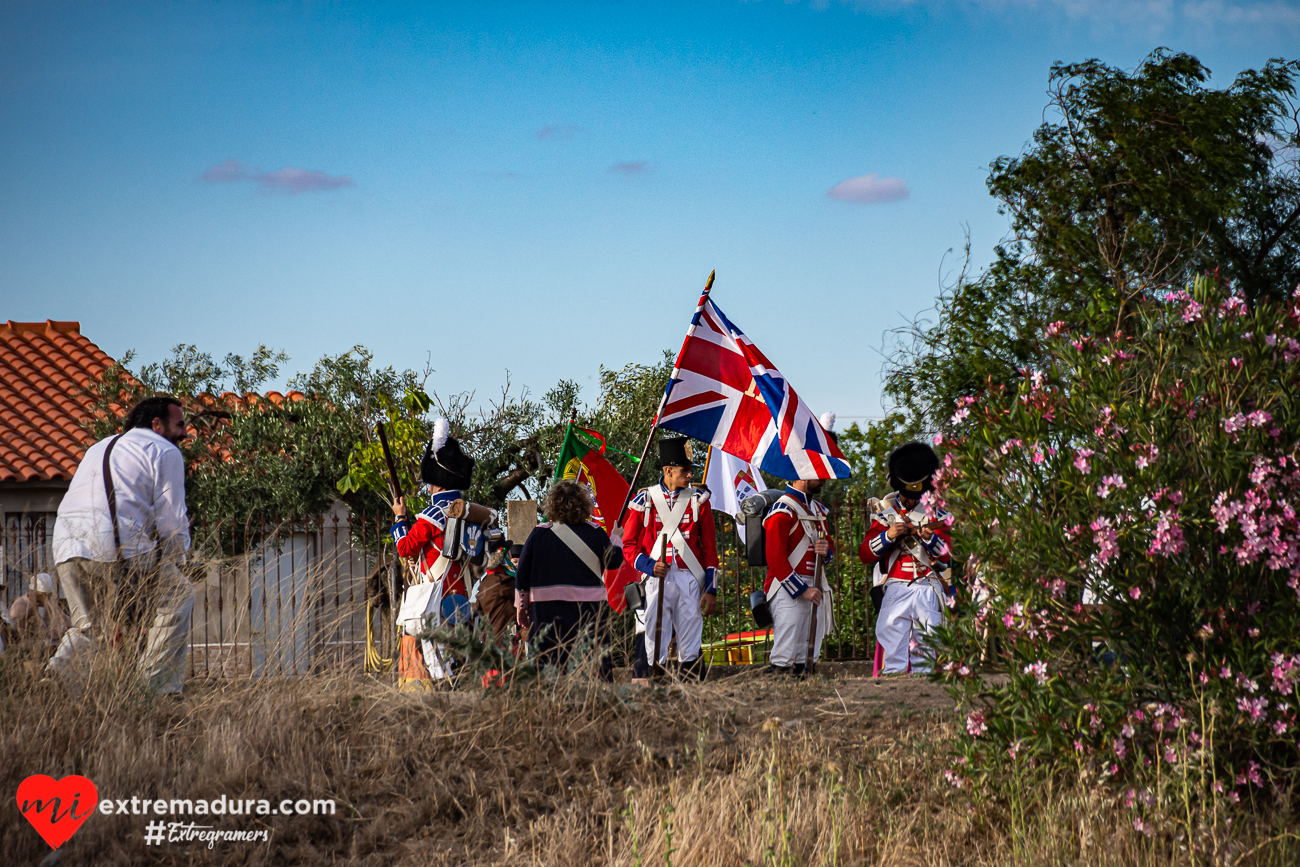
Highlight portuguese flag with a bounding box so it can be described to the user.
[553,423,640,612]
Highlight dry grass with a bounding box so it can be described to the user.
[4,643,1299,867]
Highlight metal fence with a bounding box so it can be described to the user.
[2,512,56,612]
[3,494,885,677]
[700,493,880,665]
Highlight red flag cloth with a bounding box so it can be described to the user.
[555,424,636,611]
[656,293,851,480]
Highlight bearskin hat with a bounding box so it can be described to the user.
[420,417,475,490]
[888,441,940,495]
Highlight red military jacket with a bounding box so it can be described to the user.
[391,489,481,598]
[621,480,719,593]
[763,486,834,597]
[858,492,952,584]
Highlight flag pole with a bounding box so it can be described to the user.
[614,270,716,527]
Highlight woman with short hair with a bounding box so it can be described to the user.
[515,480,623,677]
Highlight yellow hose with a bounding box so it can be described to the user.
[365,599,393,672]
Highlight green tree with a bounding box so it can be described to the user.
[887,51,1300,436]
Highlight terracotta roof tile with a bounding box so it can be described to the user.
[0,321,114,483]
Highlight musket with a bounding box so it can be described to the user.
[376,422,406,661]
[376,421,404,504]
[804,510,826,676]
[868,496,951,594]
[650,532,670,681]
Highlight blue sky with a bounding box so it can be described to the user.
[2,1,1296,425]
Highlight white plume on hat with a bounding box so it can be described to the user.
[431,417,450,453]
[819,411,836,433]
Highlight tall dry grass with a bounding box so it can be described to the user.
[2,550,1297,865]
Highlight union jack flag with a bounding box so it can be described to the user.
[655,287,851,480]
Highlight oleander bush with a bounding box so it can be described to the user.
[932,276,1300,824]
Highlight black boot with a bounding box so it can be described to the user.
[766,664,793,676]
[681,655,708,681]
[791,663,807,678]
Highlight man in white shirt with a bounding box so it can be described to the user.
[49,396,195,696]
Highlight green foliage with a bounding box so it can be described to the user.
[834,412,917,498]
[334,351,675,519]
[932,276,1300,799]
[887,51,1300,438]
[990,51,1300,308]
[80,343,407,549]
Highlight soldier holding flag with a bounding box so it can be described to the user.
[621,438,719,679]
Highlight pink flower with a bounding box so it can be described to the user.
[966,711,988,737]
[1074,449,1095,473]
[1091,517,1119,564]
[1045,321,1065,337]
[1148,508,1186,557]
[1023,660,1049,685]
[1129,586,1142,600]
[1237,696,1269,722]
[1097,474,1127,499]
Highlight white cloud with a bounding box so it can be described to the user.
[826,174,909,204]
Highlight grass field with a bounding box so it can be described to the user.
[3,654,1297,866]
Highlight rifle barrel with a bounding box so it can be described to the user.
[376,422,404,501]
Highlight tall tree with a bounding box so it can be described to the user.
[887,51,1300,435]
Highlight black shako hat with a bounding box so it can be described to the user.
[420,420,475,490]
[659,437,698,469]
[888,441,940,495]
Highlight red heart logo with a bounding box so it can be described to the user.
[17,774,98,849]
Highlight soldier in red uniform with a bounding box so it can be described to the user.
[859,442,953,675]
[621,438,718,679]
[762,480,834,674]
[391,419,482,682]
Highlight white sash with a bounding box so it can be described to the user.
[549,523,604,579]
[646,487,707,583]
[766,494,828,601]
[870,494,939,587]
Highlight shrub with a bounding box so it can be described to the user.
[932,276,1300,808]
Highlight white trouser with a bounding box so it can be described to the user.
[876,580,945,674]
[400,579,456,680]
[770,586,832,667]
[50,556,195,696]
[643,566,704,664]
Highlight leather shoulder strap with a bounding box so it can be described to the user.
[102,434,124,559]
[549,523,604,578]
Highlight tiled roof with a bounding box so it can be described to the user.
[0,321,115,484]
